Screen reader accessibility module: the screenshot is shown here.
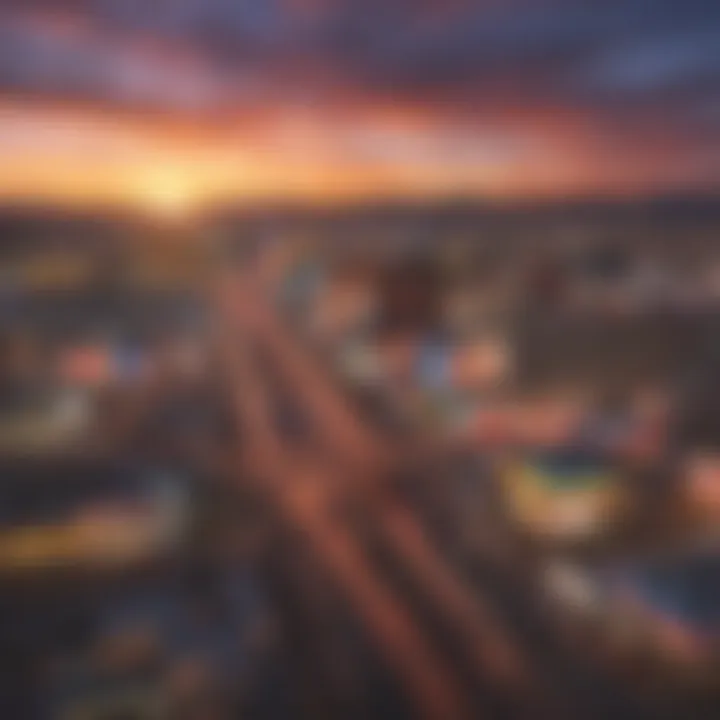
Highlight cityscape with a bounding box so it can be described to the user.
[0,1,719,719]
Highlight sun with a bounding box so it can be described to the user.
[138,173,198,221]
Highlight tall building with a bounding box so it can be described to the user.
[377,256,443,337]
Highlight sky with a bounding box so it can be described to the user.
[0,0,719,209]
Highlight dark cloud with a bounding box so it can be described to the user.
[1,0,718,102]
[0,0,718,168]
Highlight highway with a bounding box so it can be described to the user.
[209,264,662,720]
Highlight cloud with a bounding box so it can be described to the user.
[0,0,717,197]
[1,0,718,114]
[0,8,251,108]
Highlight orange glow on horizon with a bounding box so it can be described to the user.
[0,99,708,212]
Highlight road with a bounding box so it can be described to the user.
[210,266,660,720]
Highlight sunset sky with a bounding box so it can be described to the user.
[1,0,719,209]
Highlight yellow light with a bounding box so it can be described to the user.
[138,172,197,220]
